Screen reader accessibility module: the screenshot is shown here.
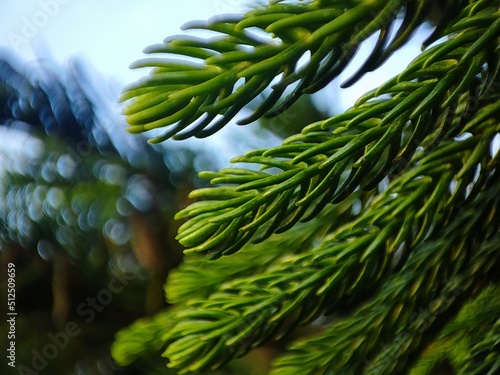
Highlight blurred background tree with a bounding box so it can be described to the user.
[0,48,326,374]
[0,51,204,374]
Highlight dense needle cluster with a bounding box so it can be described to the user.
[112,1,500,374]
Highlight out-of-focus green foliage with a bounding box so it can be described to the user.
[0,53,207,375]
[113,0,500,374]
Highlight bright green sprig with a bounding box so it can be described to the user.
[174,30,500,257]
[161,141,498,373]
[165,200,351,304]
[120,0,475,142]
[111,310,176,366]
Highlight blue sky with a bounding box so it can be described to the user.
[0,0,426,109]
[0,1,241,83]
[0,1,268,164]
[0,1,430,165]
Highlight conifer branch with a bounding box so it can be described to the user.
[161,147,499,373]
[120,0,481,142]
[271,171,500,374]
[111,310,176,366]
[111,1,500,373]
[166,201,352,304]
[174,33,500,257]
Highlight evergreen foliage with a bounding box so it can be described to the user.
[113,0,500,373]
